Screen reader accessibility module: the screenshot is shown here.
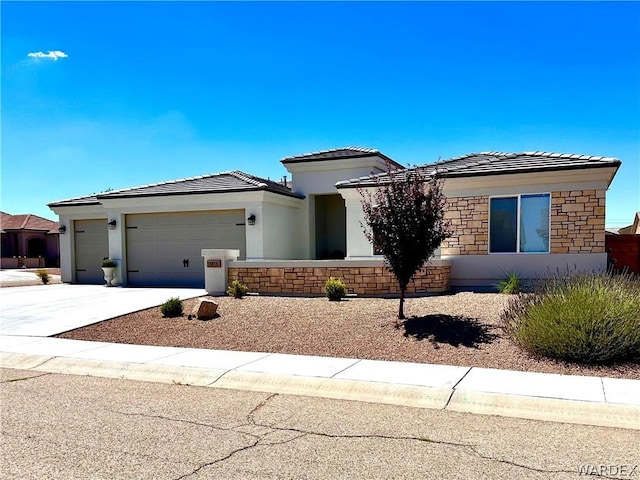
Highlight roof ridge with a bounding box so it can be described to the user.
[281,146,379,161]
[227,170,268,188]
[20,214,32,229]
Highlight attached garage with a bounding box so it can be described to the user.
[125,210,246,287]
[74,219,108,284]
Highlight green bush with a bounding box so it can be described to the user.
[325,277,347,301]
[101,258,117,268]
[501,271,640,364]
[227,280,249,299]
[160,297,184,317]
[496,272,521,294]
[35,269,50,285]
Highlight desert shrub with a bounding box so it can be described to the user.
[101,258,117,268]
[160,297,184,317]
[501,271,640,364]
[325,277,347,301]
[496,272,521,294]
[227,280,249,299]
[35,269,50,285]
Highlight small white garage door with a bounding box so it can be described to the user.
[126,210,246,287]
[74,219,109,284]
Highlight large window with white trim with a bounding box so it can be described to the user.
[489,193,550,253]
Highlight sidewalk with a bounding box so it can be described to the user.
[1,334,639,430]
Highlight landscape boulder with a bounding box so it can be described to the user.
[191,299,219,320]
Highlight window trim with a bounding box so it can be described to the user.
[488,193,551,254]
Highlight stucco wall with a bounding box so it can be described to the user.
[261,201,304,259]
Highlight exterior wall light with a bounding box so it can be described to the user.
[58,225,67,234]
[108,219,117,229]
[247,214,256,226]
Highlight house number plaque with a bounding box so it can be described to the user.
[207,259,222,268]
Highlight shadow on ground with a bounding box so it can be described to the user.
[399,314,498,349]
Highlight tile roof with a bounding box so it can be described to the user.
[280,146,404,168]
[336,151,622,188]
[0,212,59,233]
[48,170,302,207]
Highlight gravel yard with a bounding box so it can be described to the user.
[57,292,640,379]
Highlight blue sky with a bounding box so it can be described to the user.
[2,1,639,228]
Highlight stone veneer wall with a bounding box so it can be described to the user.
[441,196,489,255]
[550,190,605,254]
[228,263,450,296]
[440,190,606,255]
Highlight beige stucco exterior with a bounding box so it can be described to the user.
[50,150,618,291]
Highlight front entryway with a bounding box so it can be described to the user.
[314,194,346,260]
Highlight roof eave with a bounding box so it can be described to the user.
[96,186,304,201]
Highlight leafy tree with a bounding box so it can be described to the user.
[359,164,452,319]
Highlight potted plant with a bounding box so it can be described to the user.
[101,258,117,286]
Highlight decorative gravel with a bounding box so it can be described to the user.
[58,292,640,379]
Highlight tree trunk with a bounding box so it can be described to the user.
[398,285,406,320]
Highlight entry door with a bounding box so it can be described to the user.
[74,219,108,284]
[125,210,246,287]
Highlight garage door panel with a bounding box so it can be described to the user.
[126,210,245,287]
[74,219,108,284]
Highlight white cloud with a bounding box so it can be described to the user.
[27,50,68,61]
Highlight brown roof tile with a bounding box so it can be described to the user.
[0,212,59,232]
[48,170,303,207]
[280,146,404,168]
[336,151,622,188]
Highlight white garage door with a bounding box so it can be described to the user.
[74,219,109,284]
[126,210,246,287]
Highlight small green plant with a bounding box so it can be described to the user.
[501,271,640,364]
[160,297,184,317]
[35,269,50,285]
[101,258,117,268]
[325,277,347,301]
[496,272,521,294]
[227,280,249,299]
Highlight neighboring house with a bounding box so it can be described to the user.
[605,211,640,273]
[0,212,61,268]
[48,147,620,292]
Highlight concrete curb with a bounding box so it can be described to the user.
[447,390,640,431]
[2,351,639,430]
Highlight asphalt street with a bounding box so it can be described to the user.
[2,368,638,480]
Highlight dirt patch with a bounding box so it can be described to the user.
[57,292,640,379]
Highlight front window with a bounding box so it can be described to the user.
[489,194,550,253]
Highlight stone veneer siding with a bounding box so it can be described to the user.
[228,264,450,296]
[441,196,489,255]
[440,190,605,255]
[550,189,605,254]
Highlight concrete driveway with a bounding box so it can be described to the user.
[0,284,206,336]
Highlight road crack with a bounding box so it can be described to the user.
[114,393,598,479]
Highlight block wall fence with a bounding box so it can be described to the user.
[228,263,450,296]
